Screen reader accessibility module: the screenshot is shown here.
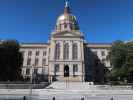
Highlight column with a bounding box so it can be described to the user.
[60,63,64,77]
[69,64,73,76]
[60,41,64,60]
[80,40,85,82]
[69,41,72,60]
[50,40,55,60]
[78,41,81,60]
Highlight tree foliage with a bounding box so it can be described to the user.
[110,40,133,83]
[0,40,23,81]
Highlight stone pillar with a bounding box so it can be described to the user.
[69,64,73,77]
[78,42,81,60]
[60,41,64,60]
[50,39,55,60]
[60,63,64,77]
[69,41,72,60]
[81,40,85,82]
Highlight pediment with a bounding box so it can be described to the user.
[52,31,83,38]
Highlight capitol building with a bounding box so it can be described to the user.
[20,2,111,83]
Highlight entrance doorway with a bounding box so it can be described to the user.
[64,65,69,77]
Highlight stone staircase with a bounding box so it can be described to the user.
[46,82,133,90]
[38,82,133,100]
[46,82,97,90]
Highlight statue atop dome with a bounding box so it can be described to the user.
[65,1,69,7]
[55,1,79,31]
[64,1,71,14]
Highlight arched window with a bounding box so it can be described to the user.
[72,43,78,60]
[64,43,69,60]
[55,43,60,60]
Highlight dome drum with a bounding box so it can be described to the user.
[55,3,79,31]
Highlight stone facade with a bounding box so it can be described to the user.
[20,2,111,83]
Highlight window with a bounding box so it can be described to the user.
[35,58,39,66]
[59,24,61,30]
[33,68,38,74]
[43,51,47,56]
[102,58,106,65]
[70,24,73,30]
[94,51,97,55]
[101,51,105,56]
[72,43,78,60]
[42,59,46,66]
[55,43,60,59]
[64,23,67,29]
[54,64,60,75]
[94,59,99,66]
[42,68,45,74]
[27,58,31,65]
[64,43,69,60]
[28,51,32,56]
[21,51,25,57]
[26,68,30,75]
[73,64,78,76]
[36,51,40,56]
[96,69,99,74]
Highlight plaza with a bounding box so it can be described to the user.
[0,84,133,100]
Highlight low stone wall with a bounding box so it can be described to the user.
[0,82,49,89]
[96,85,133,90]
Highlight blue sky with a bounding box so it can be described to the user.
[0,0,133,43]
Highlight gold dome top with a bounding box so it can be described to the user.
[56,14,77,25]
[55,1,79,31]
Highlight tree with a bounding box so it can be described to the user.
[110,40,127,68]
[110,40,133,83]
[0,40,23,81]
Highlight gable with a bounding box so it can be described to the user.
[52,31,83,38]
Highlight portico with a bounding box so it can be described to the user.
[48,2,85,82]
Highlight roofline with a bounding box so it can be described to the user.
[20,42,111,45]
[20,42,49,45]
[85,43,112,48]
[84,42,112,45]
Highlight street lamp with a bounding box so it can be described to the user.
[29,64,34,100]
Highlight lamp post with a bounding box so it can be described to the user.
[29,64,34,100]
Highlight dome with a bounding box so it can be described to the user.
[55,2,79,31]
[57,14,77,25]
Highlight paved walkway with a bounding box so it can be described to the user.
[0,82,133,100]
[0,89,133,100]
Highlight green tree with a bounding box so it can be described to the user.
[124,44,133,82]
[0,40,23,81]
[110,40,133,83]
[110,40,127,68]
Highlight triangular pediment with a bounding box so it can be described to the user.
[52,31,83,38]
